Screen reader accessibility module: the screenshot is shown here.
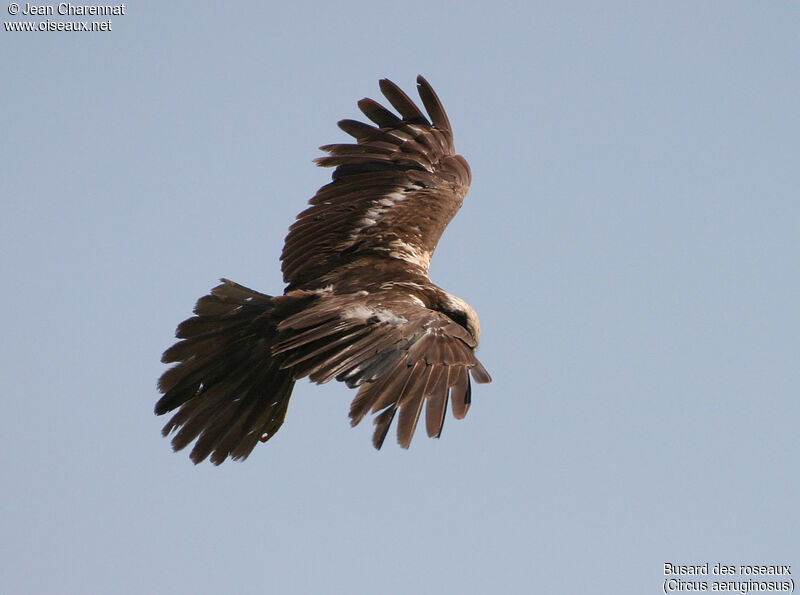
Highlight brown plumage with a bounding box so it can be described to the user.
[156,76,491,464]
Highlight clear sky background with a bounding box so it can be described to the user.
[2,2,798,593]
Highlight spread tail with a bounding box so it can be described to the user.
[156,279,301,464]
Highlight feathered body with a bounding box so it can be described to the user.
[156,76,491,464]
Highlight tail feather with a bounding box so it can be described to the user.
[155,279,305,464]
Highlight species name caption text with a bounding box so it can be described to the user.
[5,3,125,32]
[663,563,794,593]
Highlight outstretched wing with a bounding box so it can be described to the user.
[281,76,471,289]
[272,292,491,448]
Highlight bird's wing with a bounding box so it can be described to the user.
[281,76,471,289]
[272,291,491,448]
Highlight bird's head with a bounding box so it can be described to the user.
[437,292,482,345]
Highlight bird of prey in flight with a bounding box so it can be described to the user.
[156,76,491,464]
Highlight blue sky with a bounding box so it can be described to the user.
[2,2,798,593]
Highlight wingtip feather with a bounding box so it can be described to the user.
[415,75,452,132]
